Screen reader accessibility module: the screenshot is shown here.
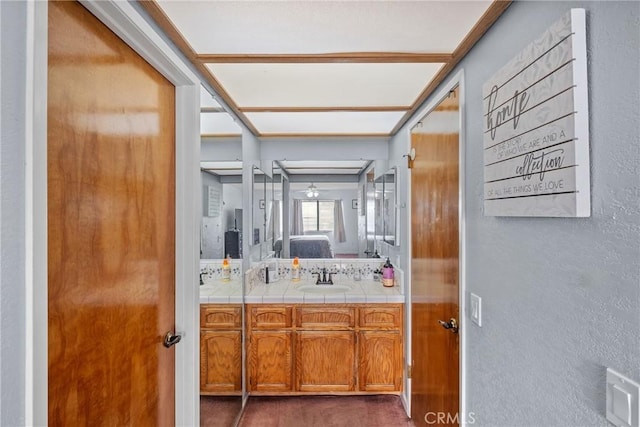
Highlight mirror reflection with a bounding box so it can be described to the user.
[270,160,393,259]
[199,85,244,427]
[201,162,243,259]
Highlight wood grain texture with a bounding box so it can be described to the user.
[201,305,242,329]
[248,331,294,392]
[295,306,355,329]
[296,331,356,392]
[359,306,403,329]
[200,305,243,395]
[200,331,242,394]
[249,306,293,329]
[358,331,402,392]
[246,304,403,395]
[410,88,460,426]
[48,1,175,425]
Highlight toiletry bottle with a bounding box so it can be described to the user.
[222,256,231,281]
[291,257,300,281]
[382,258,394,287]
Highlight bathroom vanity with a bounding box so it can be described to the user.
[242,260,405,395]
[199,259,406,400]
[246,303,403,394]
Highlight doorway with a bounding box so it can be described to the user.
[410,82,463,427]
[29,1,200,425]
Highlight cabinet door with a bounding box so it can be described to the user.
[200,330,242,393]
[296,331,356,392]
[248,331,293,392]
[358,331,402,392]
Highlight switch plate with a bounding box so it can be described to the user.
[607,368,639,427]
[470,293,482,327]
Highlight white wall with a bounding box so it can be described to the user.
[390,2,640,426]
[0,2,27,425]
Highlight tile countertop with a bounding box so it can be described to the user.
[245,278,404,304]
[199,278,242,304]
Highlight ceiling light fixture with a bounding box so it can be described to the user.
[306,183,319,198]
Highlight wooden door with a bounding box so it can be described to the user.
[296,331,356,392]
[48,1,176,425]
[411,88,460,426]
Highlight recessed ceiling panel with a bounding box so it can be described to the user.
[206,63,443,108]
[157,1,492,54]
[246,111,404,134]
[200,112,242,135]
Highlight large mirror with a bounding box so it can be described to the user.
[250,165,275,261]
[270,160,388,259]
[199,85,244,426]
[383,167,397,246]
[201,162,243,259]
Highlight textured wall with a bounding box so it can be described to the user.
[0,1,27,425]
[392,1,640,426]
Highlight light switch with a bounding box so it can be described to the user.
[470,293,482,327]
[613,385,632,425]
[607,368,639,427]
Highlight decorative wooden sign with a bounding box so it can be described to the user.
[483,9,590,217]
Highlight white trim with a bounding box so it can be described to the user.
[25,2,48,426]
[27,1,201,425]
[405,69,466,425]
[457,72,468,427]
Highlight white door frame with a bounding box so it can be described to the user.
[25,1,201,425]
[404,69,467,425]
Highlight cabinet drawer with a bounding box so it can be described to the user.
[249,305,293,329]
[359,305,403,329]
[296,306,355,329]
[200,305,242,329]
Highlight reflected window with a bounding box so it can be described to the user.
[302,200,334,231]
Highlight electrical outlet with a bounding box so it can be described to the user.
[470,293,482,327]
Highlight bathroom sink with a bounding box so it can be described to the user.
[297,284,352,294]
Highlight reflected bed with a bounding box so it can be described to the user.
[274,235,334,258]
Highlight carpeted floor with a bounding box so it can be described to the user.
[201,396,243,427]
[238,395,414,427]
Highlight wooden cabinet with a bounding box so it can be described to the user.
[246,303,403,395]
[296,331,356,392]
[200,305,242,395]
[248,331,293,392]
[358,331,402,391]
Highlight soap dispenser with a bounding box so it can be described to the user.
[382,257,394,287]
[291,257,301,281]
[222,256,231,281]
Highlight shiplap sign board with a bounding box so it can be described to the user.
[483,9,590,217]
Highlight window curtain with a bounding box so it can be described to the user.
[334,199,347,243]
[267,200,281,241]
[292,199,304,235]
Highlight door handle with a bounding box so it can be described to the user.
[163,331,182,348]
[438,318,458,334]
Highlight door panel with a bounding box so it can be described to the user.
[411,88,460,426]
[48,1,176,425]
[296,331,356,392]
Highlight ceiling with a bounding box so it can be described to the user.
[140,1,511,138]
